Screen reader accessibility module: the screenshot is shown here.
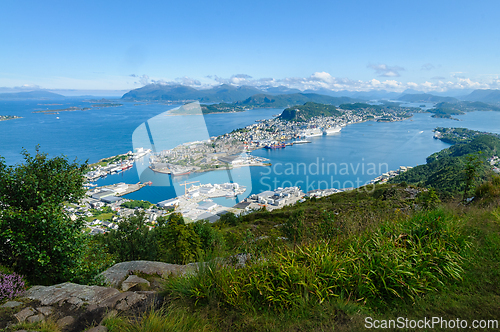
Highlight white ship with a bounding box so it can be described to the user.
[322,126,342,135]
[300,128,323,137]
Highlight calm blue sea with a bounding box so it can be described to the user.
[1,98,500,206]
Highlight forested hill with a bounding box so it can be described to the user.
[389,134,500,196]
[122,84,263,103]
[279,102,340,121]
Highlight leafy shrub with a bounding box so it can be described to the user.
[0,148,87,284]
[100,212,158,262]
[416,188,441,209]
[218,212,239,226]
[156,213,202,264]
[475,175,500,200]
[0,272,26,301]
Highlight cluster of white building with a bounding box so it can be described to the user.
[369,166,413,184]
[245,186,304,210]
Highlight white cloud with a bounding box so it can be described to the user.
[175,77,201,86]
[367,64,405,77]
[310,71,334,83]
[139,75,149,86]
[8,71,495,94]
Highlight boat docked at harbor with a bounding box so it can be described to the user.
[322,126,342,135]
[264,143,286,149]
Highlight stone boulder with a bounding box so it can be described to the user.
[6,282,159,332]
[2,261,199,331]
[99,260,196,288]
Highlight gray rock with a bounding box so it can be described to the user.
[87,326,108,332]
[24,282,120,306]
[115,292,147,311]
[14,307,36,322]
[0,301,23,308]
[100,260,196,287]
[57,315,75,328]
[20,282,160,332]
[36,306,54,316]
[121,275,150,291]
[27,313,45,323]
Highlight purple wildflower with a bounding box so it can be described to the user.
[0,272,26,301]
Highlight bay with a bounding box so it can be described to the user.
[1,99,500,207]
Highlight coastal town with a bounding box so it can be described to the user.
[75,102,500,235]
[71,103,424,235]
[71,163,416,235]
[148,103,413,176]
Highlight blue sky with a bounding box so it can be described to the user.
[1,0,500,93]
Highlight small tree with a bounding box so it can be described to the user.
[0,148,87,284]
[101,211,157,262]
[416,188,441,210]
[156,213,202,264]
[463,153,483,203]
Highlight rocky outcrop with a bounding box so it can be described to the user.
[99,260,196,287]
[1,260,200,331]
[3,282,159,331]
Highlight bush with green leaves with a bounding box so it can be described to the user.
[99,211,158,262]
[156,213,203,264]
[0,148,87,284]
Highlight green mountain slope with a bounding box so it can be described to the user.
[121,84,263,102]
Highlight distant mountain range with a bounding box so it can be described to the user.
[462,89,500,103]
[121,84,263,103]
[201,93,359,114]
[0,90,65,99]
[123,83,500,104]
[234,93,358,108]
[397,93,458,103]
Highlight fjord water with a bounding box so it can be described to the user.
[1,99,500,206]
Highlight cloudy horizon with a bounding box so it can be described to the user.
[1,69,498,97]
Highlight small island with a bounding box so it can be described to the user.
[32,102,123,114]
[0,115,22,121]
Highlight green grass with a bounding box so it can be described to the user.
[85,212,114,223]
[103,306,211,332]
[5,318,60,332]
